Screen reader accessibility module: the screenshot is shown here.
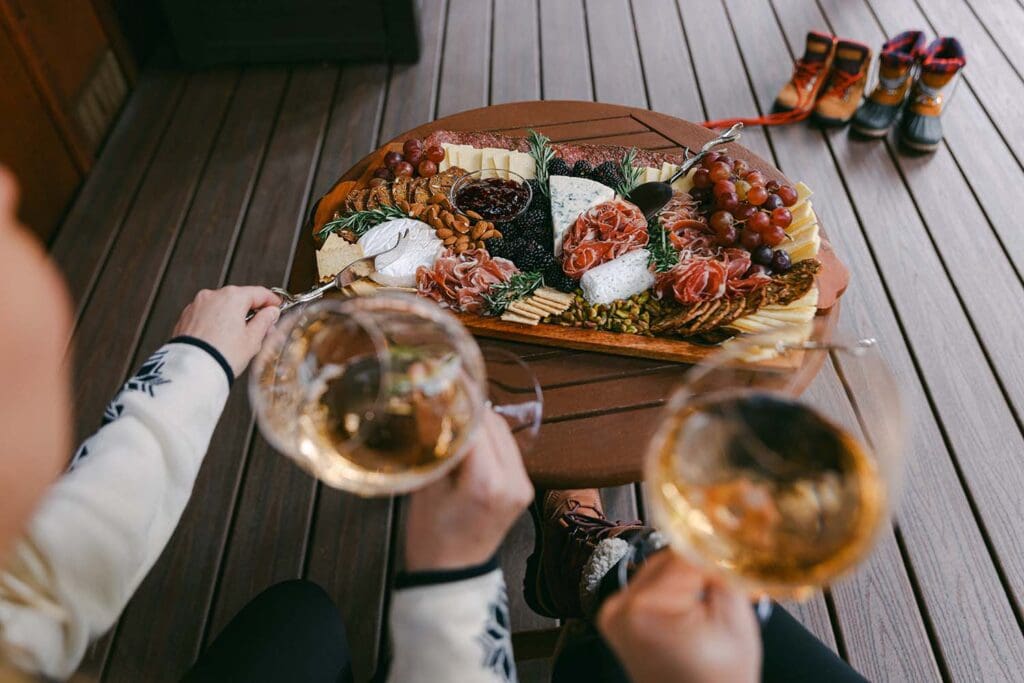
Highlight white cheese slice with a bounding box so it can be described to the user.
[671,167,696,194]
[795,181,813,203]
[786,233,821,261]
[442,144,472,171]
[461,146,483,173]
[659,162,676,182]
[357,218,442,288]
[508,151,536,179]
[757,306,817,324]
[580,249,656,305]
[789,200,814,227]
[316,233,367,282]
[549,175,617,255]
[494,151,511,179]
[787,222,818,244]
[642,167,661,183]
[479,148,497,178]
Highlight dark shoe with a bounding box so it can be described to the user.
[773,31,836,114]
[899,37,966,152]
[812,39,872,127]
[524,489,645,619]
[852,30,927,137]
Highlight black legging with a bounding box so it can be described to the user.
[184,580,354,683]
[185,580,865,682]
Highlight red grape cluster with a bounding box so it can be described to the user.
[689,152,799,273]
[371,139,446,186]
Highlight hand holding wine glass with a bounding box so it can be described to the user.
[598,551,760,683]
[404,409,534,572]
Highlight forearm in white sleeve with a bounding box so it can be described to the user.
[387,559,517,683]
[0,338,232,678]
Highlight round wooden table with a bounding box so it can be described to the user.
[290,101,842,488]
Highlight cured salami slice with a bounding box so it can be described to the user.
[416,249,518,314]
[561,200,649,279]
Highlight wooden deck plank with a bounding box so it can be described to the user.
[962,0,1024,81]
[492,0,541,104]
[67,70,238,445]
[818,0,1024,615]
[203,64,338,637]
[302,63,394,683]
[583,0,647,107]
[379,0,448,142]
[538,0,593,100]
[50,69,184,325]
[772,1,1024,678]
[907,0,1024,165]
[630,0,704,121]
[436,0,492,118]
[97,68,289,682]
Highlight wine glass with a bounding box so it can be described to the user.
[643,328,904,611]
[249,293,543,497]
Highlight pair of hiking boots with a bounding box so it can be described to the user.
[774,30,966,152]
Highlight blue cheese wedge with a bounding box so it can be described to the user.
[580,249,656,305]
[550,175,617,255]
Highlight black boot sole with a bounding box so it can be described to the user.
[850,122,893,138]
[899,136,940,153]
[811,111,852,127]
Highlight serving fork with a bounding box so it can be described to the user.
[245,229,409,321]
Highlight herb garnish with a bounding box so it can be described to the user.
[527,129,555,197]
[483,271,544,315]
[616,148,644,198]
[647,218,680,273]
[316,205,409,240]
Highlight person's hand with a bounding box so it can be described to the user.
[597,551,761,683]
[172,286,282,377]
[404,409,534,572]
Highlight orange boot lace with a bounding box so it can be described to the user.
[702,57,828,129]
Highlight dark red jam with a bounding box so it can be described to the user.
[454,177,530,222]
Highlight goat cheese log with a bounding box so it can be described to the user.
[580,249,656,305]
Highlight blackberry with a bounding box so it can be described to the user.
[509,207,550,244]
[588,161,623,190]
[543,261,577,293]
[527,180,547,211]
[484,237,513,260]
[571,160,593,178]
[507,239,553,272]
[547,157,571,177]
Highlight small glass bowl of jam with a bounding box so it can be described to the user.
[450,170,532,223]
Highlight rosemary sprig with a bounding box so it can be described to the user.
[647,218,680,273]
[616,148,644,197]
[527,129,555,197]
[316,205,408,240]
[483,271,544,315]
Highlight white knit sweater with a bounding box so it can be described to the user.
[0,339,515,681]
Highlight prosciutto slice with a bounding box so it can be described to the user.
[416,248,519,315]
[659,192,716,254]
[561,199,649,279]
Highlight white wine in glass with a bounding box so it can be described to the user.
[249,293,542,496]
[645,331,903,601]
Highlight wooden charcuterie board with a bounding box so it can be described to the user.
[300,104,847,367]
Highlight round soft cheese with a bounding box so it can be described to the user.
[357,218,443,287]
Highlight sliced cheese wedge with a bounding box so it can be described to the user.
[787,221,818,244]
[659,162,677,182]
[671,168,695,194]
[479,148,498,178]
[795,181,813,203]
[508,151,536,179]
[789,200,814,228]
[461,146,483,173]
[787,234,821,261]
[494,150,511,179]
[643,167,661,183]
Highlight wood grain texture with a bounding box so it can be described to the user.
[630,0,703,121]
[68,70,238,444]
[437,0,492,118]
[492,0,541,104]
[49,69,183,322]
[99,67,289,681]
[583,0,647,106]
[539,0,593,100]
[207,66,339,643]
[962,0,1024,81]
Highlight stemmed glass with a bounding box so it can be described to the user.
[642,329,904,613]
[249,293,542,497]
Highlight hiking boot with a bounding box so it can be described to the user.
[899,37,966,152]
[813,40,872,126]
[852,30,927,138]
[773,31,836,114]
[524,489,646,619]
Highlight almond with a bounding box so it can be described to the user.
[475,240,486,249]
[396,200,411,213]
[465,210,483,221]
[436,227,454,239]
[470,223,485,240]
[429,216,444,231]
[481,229,498,240]
[443,235,457,246]
[455,234,469,246]
[430,192,447,205]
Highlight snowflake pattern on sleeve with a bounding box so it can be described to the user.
[99,349,172,426]
[477,584,516,682]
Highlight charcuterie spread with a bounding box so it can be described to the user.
[313,127,839,361]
